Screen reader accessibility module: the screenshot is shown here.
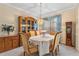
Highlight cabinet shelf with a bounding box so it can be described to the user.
[18,16,36,33]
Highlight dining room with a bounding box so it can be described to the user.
[0,3,79,56]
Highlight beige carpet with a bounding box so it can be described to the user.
[0,44,79,56]
[0,47,24,56]
[59,44,79,56]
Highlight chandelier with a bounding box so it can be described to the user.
[37,3,43,25]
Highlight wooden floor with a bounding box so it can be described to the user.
[0,44,79,56]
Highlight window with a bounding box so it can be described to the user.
[43,15,61,32]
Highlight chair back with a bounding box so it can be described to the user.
[36,31,40,35]
[50,32,55,35]
[52,32,61,52]
[20,33,30,55]
[24,32,30,39]
[30,30,36,36]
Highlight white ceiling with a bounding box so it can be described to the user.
[7,3,78,17]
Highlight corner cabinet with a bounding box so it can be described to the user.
[18,16,36,33]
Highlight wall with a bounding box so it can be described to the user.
[61,8,76,46]
[0,4,32,36]
[76,7,79,51]
[70,6,79,51]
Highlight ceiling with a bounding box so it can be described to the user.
[7,3,78,17]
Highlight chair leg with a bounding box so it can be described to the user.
[37,51,39,56]
[51,51,56,56]
[52,52,55,56]
[56,46,60,56]
[56,45,59,55]
[51,52,54,56]
[55,49,57,56]
[37,45,39,56]
[58,45,59,52]
[24,52,26,56]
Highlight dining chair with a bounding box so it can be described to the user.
[19,32,38,56]
[49,32,61,56]
[24,32,30,39]
[36,30,40,35]
[56,32,62,52]
[50,32,55,35]
[29,30,36,37]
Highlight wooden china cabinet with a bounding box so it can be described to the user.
[66,22,72,46]
[18,16,36,45]
[18,16,36,33]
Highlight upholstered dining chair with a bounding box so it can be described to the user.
[24,32,30,39]
[19,32,38,56]
[49,32,61,56]
[29,30,36,37]
[50,32,56,35]
[36,31,40,35]
[56,32,62,52]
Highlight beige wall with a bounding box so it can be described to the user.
[61,8,76,46]
[71,7,79,51]
[0,4,32,37]
[76,7,79,51]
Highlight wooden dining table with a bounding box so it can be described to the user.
[29,34,54,56]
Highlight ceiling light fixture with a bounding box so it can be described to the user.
[38,3,43,30]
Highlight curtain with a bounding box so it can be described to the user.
[43,15,61,33]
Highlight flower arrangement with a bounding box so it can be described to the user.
[2,24,14,35]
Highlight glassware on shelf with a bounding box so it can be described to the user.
[22,19,26,24]
[22,27,26,32]
[28,20,30,24]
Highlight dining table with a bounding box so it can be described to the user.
[29,34,54,56]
